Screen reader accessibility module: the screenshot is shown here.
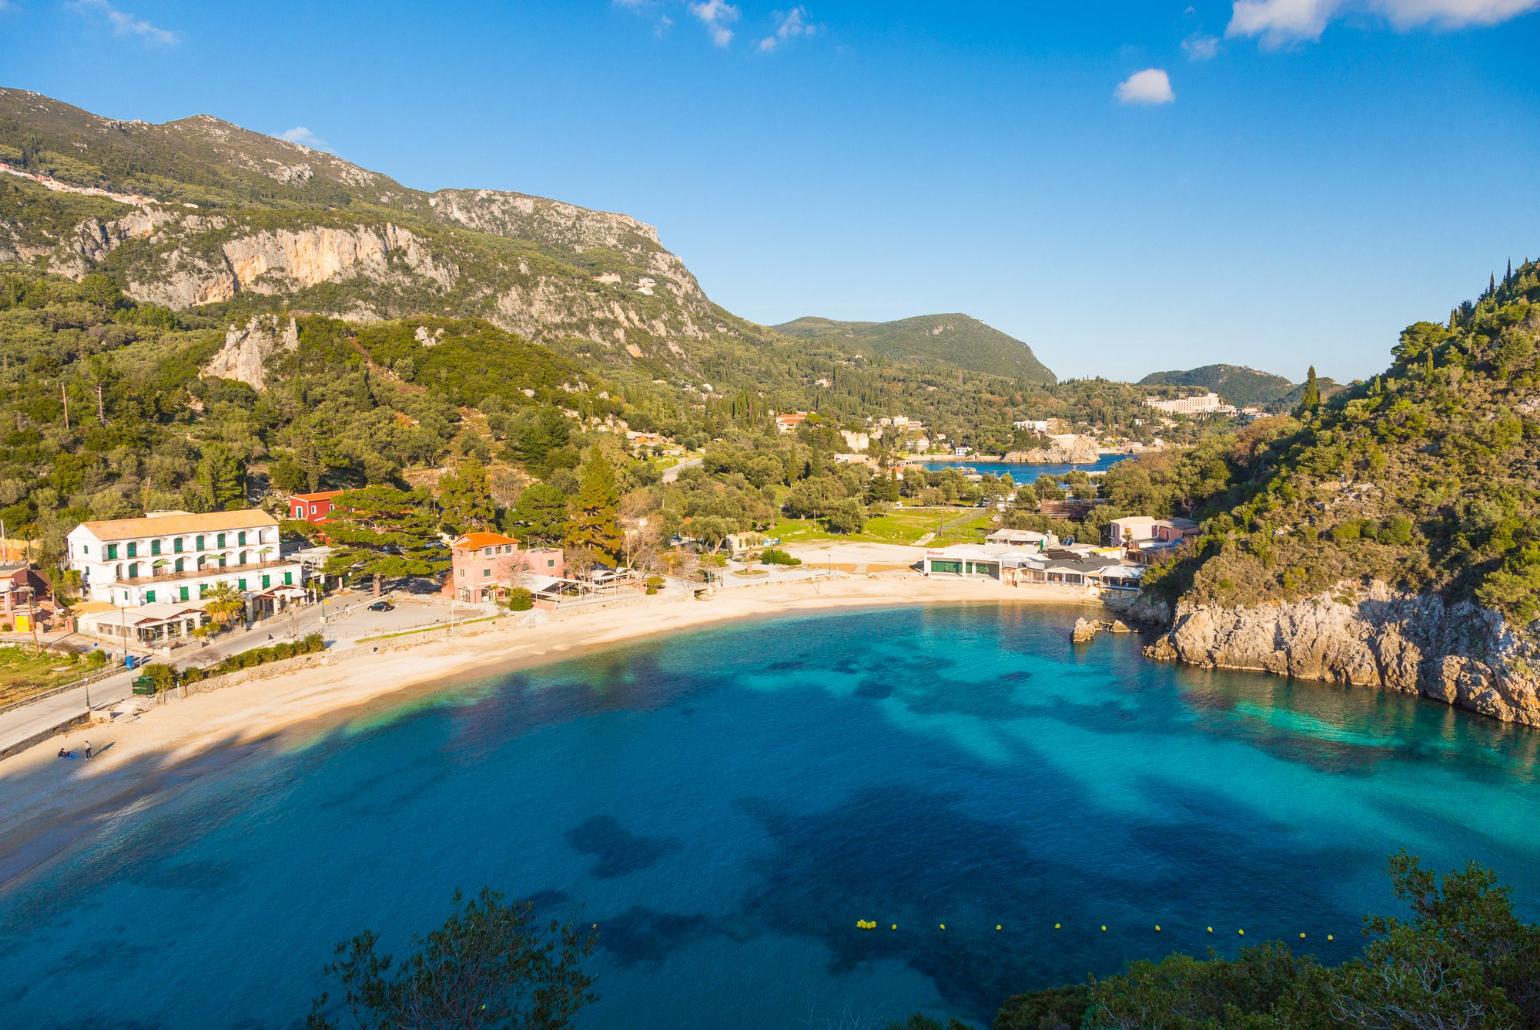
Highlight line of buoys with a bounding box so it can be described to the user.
[852,920,1341,938]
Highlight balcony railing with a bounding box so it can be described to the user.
[115,559,294,586]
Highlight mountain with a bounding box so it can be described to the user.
[0,88,764,377]
[1137,363,1296,409]
[773,314,1056,384]
[1141,261,1540,727]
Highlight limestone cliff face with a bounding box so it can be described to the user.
[201,315,299,390]
[1144,582,1540,727]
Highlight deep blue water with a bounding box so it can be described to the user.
[1,604,1538,1028]
[919,453,1128,481]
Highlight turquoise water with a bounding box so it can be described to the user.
[1,604,1537,1028]
[919,453,1128,480]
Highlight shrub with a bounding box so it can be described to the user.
[506,588,535,611]
[760,548,801,566]
[644,575,665,596]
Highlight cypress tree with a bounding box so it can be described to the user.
[565,448,623,562]
[1298,366,1320,415]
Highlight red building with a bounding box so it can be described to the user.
[288,490,343,524]
[446,532,565,603]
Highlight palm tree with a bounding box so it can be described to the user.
[203,582,246,630]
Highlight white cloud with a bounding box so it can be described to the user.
[758,6,818,52]
[278,127,330,151]
[690,0,739,46]
[1182,32,1222,59]
[1114,68,1175,105]
[1227,0,1540,46]
[68,0,179,45]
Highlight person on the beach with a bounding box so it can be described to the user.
[57,746,70,759]
[84,741,92,760]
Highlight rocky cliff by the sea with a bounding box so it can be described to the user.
[1003,433,1099,465]
[1143,581,1540,727]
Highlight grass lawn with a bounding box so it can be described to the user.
[771,506,996,547]
[0,645,102,707]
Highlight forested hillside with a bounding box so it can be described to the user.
[774,313,1056,383]
[1140,260,1540,625]
[1137,363,1296,408]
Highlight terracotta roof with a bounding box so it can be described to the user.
[78,509,278,542]
[452,532,519,551]
[289,490,344,502]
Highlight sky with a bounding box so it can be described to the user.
[2,1,1538,382]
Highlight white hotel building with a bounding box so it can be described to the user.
[66,509,304,609]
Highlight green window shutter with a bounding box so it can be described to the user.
[174,538,183,553]
[262,575,270,588]
[238,531,247,545]
[238,579,247,591]
[196,535,204,550]
[145,590,156,603]
[106,544,118,560]
[127,541,137,558]
[283,571,293,585]
[179,586,189,601]
[151,539,161,555]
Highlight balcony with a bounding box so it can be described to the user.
[117,559,295,586]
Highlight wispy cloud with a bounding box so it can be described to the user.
[1228,0,1540,47]
[613,0,674,37]
[1182,32,1221,59]
[278,127,330,152]
[68,0,179,45]
[1114,68,1175,105]
[690,0,739,47]
[758,5,817,51]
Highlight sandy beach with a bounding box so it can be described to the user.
[0,573,1096,889]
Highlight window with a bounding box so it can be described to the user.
[217,533,226,548]
[547,559,556,568]
[106,543,119,560]
[294,506,303,518]
[127,541,137,558]
[483,568,491,577]
[150,539,161,556]
[483,547,493,557]
[199,583,209,598]
[238,579,247,591]
[310,504,317,515]
[283,571,293,586]
[175,558,185,573]
[262,574,271,588]
[127,562,140,579]
[238,531,247,546]
[174,537,184,553]
[196,535,205,551]
[457,567,464,577]
[179,586,189,602]
[145,590,156,604]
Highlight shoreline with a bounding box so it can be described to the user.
[0,575,1097,891]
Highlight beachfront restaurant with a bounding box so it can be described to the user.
[74,599,209,649]
[922,545,1004,579]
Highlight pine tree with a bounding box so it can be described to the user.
[437,458,496,535]
[564,448,623,562]
[194,444,246,511]
[322,485,448,594]
[505,483,569,546]
[1488,272,1497,298]
[1506,258,1514,285]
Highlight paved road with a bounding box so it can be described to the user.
[660,456,702,483]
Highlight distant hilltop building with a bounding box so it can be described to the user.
[1144,392,1236,416]
[774,412,809,434]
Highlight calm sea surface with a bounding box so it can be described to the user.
[1,604,1537,1028]
[919,453,1128,481]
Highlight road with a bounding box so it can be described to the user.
[0,591,497,759]
[660,456,702,483]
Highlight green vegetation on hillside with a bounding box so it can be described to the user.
[1137,362,1298,409]
[775,313,1056,383]
[1138,261,1540,625]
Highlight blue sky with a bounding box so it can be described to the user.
[2,1,1538,381]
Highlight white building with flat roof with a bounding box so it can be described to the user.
[67,509,303,608]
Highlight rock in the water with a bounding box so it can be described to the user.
[1145,582,1540,727]
[1071,617,1100,643]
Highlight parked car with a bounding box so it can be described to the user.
[367,600,395,612]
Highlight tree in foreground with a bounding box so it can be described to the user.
[564,448,622,562]
[202,582,246,630]
[307,888,597,1030]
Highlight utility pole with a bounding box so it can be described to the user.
[60,383,70,432]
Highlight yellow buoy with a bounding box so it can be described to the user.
[1100,924,1108,933]
[1327,934,1335,942]
[939,923,946,931]
[1054,922,1061,930]
[1206,926,1214,934]
[1238,929,1245,936]
[995,924,1002,932]
[891,924,898,931]
[1299,932,1307,940]
[1154,925,1162,933]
